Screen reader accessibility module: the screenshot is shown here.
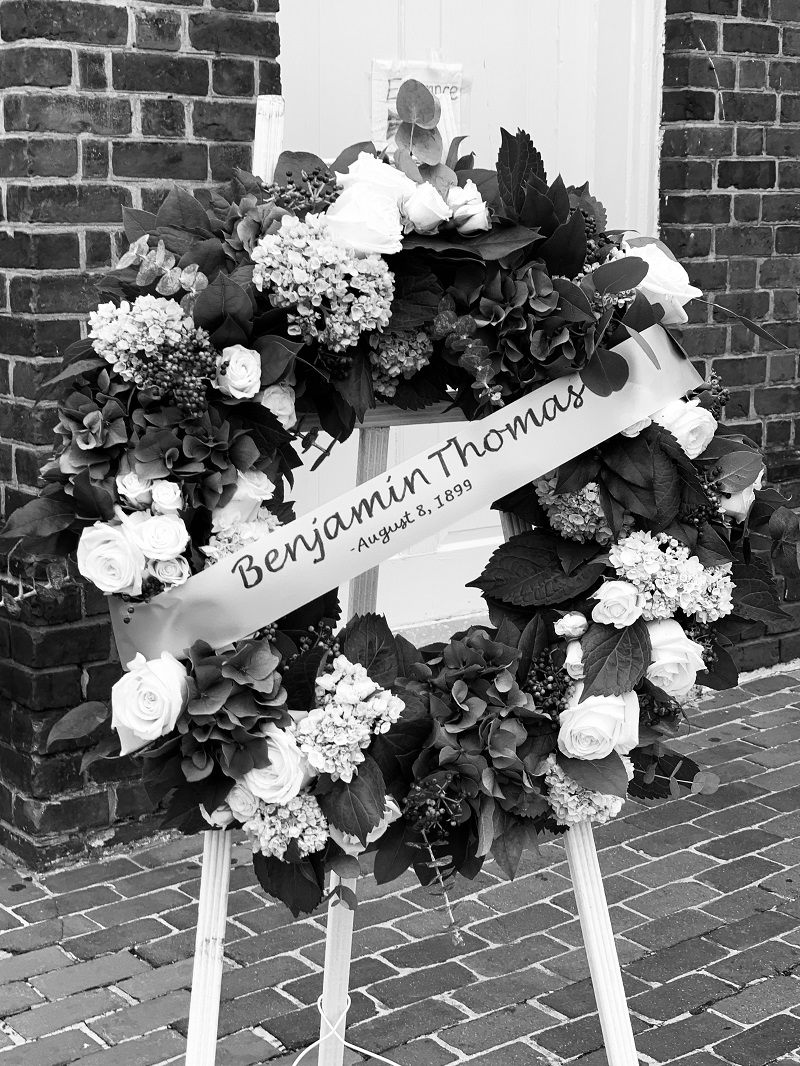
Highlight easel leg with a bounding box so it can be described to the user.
[185,829,232,1066]
[500,511,638,1065]
[564,821,639,1065]
[313,425,390,1066]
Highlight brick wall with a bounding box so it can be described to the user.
[0,0,280,866]
[660,0,800,676]
[661,0,800,494]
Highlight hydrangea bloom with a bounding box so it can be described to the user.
[251,214,394,353]
[544,754,631,826]
[243,791,329,860]
[535,475,616,544]
[369,329,433,397]
[201,510,282,567]
[293,655,404,783]
[609,530,734,623]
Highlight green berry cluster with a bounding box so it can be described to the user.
[403,773,466,837]
[265,169,340,219]
[145,328,217,417]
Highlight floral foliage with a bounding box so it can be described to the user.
[2,79,798,920]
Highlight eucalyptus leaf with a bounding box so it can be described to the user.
[395,122,443,166]
[395,79,441,129]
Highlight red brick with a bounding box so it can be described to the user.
[77,49,106,89]
[709,939,800,984]
[134,8,181,50]
[31,949,150,998]
[192,99,256,141]
[188,10,279,56]
[3,137,78,178]
[5,93,131,135]
[6,184,130,224]
[714,1014,800,1066]
[0,1,128,45]
[11,987,121,1040]
[0,46,72,87]
[140,98,185,138]
[112,141,208,181]
[0,1030,100,1066]
[635,1013,742,1062]
[112,52,208,94]
[723,22,780,54]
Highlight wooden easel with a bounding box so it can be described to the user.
[183,96,639,1066]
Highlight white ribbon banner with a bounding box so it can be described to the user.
[110,327,702,663]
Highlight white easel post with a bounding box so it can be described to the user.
[317,424,390,1066]
[185,829,233,1066]
[500,513,638,1066]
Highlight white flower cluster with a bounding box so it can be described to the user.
[544,754,631,826]
[88,296,193,382]
[609,530,734,623]
[201,510,281,566]
[251,214,394,353]
[243,791,329,860]
[294,655,405,783]
[368,329,433,397]
[535,475,616,545]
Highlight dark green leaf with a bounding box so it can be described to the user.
[252,851,325,917]
[342,613,398,688]
[580,619,650,700]
[318,754,386,846]
[0,496,77,546]
[47,702,109,749]
[178,238,227,280]
[468,531,607,607]
[283,646,328,712]
[517,613,549,680]
[547,175,571,224]
[72,470,116,521]
[537,210,586,279]
[445,135,469,171]
[591,256,649,296]
[155,186,213,237]
[696,641,738,690]
[80,734,121,773]
[331,350,375,422]
[369,694,431,787]
[252,334,303,387]
[579,348,629,397]
[731,559,787,625]
[373,822,418,884]
[496,128,547,218]
[394,634,424,677]
[209,314,249,350]
[193,274,253,334]
[330,141,377,176]
[715,450,764,493]
[389,269,444,328]
[490,807,541,879]
[38,358,105,399]
[123,207,156,243]
[273,151,329,187]
[557,751,629,799]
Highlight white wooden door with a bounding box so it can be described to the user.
[277,0,667,634]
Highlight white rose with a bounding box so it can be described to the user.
[111,651,188,756]
[559,684,639,760]
[226,782,260,822]
[620,417,652,439]
[211,469,275,531]
[77,522,145,596]
[447,180,491,235]
[626,239,703,325]
[720,469,764,522]
[554,612,589,639]
[329,797,402,856]
[653,398,717,459]
[336,151,417,204]
[146,556,191,588]
[260,383,296,429]
[201,803,235,828]
[591,581,646,628]
[150,480,183,515]
[402,182,452,235]
[243,725,312,804]
[215,345,262,401]
[646,619,706,697]
[564,641,585,680]
[121,511,190,561]
[324,184,403,256]
[116,472,152,509]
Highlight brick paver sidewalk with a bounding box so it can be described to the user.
[1,670,799,1066]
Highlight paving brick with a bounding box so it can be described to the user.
[66,1027,186,1066]
[630,825,712,857]
[0,946,73,985]
[0,981,43,1016]
[623,908,722,950]
[0,916,96,954]
[536,1012,650,1059]
[10,987,121,1040]
[31,949,150,998]
[212,1029,275,1066]
[539,971,647,1021]
[697,856,783,893]
[116,956,195,1001]
[760,785,800,813]
[625,936,730,983]
[88,888,189,928]
[0,1029,100,1065]
[383,1038,460,1066]
[466,934,571,979]
[713,976,800,1024]
[265,991,377,1050]
[226,923,322,966]
[628,972,735,1022]
[439,1003,555,1055]
[469,903,571,945]
[707,908,799,949]
[708,939,800,984]
[712,1013,800,1066]
[627,851,718,888]
[90,988,191,1043]
[64,917,173,960]
[221,955,313,1001]
[759,864,800,900]
[42,857,141,894]
[698,829,785,861]
[635,1012,742,1062]
[111,863,201,898]
[211,987,298,1039]
[626,881,720,920]
[381,930,485,969]
[15,884,121,923]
